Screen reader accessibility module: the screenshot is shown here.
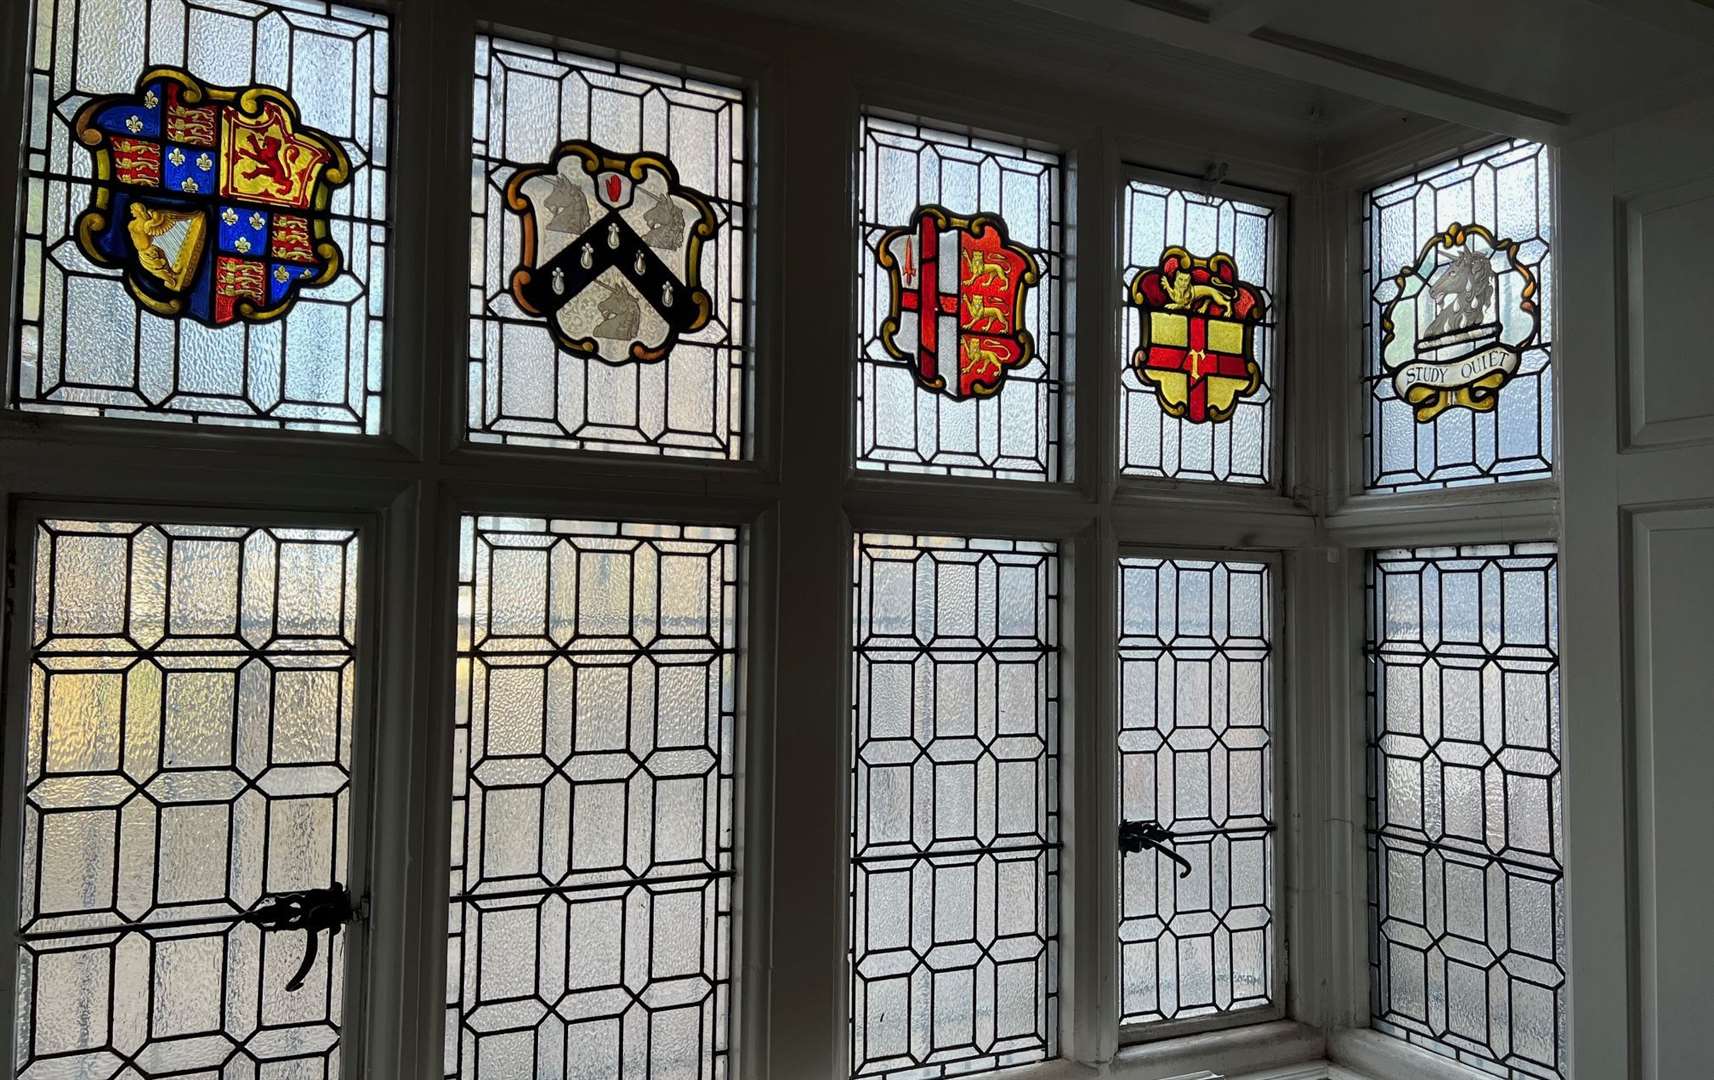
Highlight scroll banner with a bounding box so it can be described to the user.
[1391,344,1520,399]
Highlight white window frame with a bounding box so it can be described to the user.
[0,493,406,1078]
[0,2,1569,1079]
[1115,164,1289,489]
[1112,542,1288,1047]
[1317,128,1564,1080]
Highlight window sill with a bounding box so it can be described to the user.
[1326,1027,1513,1080]
[1109,1021,1326,1079]
[990,1062,1370,1080]
[980,1022,1501,1080]
[985,1020,1330,1080]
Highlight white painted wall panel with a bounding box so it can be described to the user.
[1631,510,1714,1080]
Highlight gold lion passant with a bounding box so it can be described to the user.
[961,248,1011,288]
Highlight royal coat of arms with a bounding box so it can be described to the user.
[73,69,350,326]
[506,143,717,363]
[1128,247,1268,424]
[1376,222,1540,422]
[877,206,1041,399]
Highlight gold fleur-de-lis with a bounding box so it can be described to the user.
[249,212,266,230]
[180,177,199,193]
[142,90,158,109]
[196,152,212,171]
[234,237,252,254]
[125,114,143,134]
[222,207,239,225]
[168,147,185,167]
[273,265,291,283]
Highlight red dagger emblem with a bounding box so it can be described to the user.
[902,236,915,285]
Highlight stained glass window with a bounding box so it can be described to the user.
[1367,544,1564,1077]
[1117,557,1273,1025]
[9,517,360,1079]
[469,37,749,459]
[13,0,390,432]
[447,516,739,1080]
[850,533,1059,1077]
[1120,176,1279,485]
[1364,141,1553,492]
[856,116,1064,482]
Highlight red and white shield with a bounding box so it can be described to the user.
[879,206,1040,399]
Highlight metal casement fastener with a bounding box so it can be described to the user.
[1118,819,1192,879]
[242,884,360,991]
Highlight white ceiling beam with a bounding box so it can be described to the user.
[1210,0,1295,35]
[1567,60,1714,138]
[1014,0,1570,139]
[1578,0,1714,48]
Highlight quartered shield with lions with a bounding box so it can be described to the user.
[71,68,350,327]
[506,143,718,364]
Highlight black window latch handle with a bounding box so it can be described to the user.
[1118,820,1192,879]
[242,884,359,992]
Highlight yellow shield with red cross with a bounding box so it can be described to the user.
[1128,247,1268,424]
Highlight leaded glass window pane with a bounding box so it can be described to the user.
[1364,141,1554,491]
[850,533,1059,1077]
[1367,544,1564,1077]
[9,517,360,1078]
[856,117,1064,482]
[1117,557,1274,1025]
[447,517,739,1080]
[468,37,750,459]
[1120,177,1279,484]
[13,0,391,432]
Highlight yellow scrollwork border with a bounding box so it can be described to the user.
[1376,221,1541,423]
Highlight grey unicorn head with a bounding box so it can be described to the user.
[1423,248,1496,338]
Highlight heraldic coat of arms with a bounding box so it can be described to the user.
[1375,222,1540,422]
[877,206,1042,400]
[73,69,350,326]
[1128,246,1269,424]
[506,143,718,363]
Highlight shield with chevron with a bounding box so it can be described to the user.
[506,143,718,363]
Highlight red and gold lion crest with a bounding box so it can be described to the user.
[1129,247,1268,424]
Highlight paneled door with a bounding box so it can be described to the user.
[1559,96,1714,1080]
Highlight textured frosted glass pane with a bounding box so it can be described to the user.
[851,534,1059,1077]
[13,517,359,1079]
[468,37,749,460]
[1368,545,1565,1078]
[1364,142,1554,491]
[855,117,1064,482]
[1119,183,1279,485]
[13,0,390,432]
[1117,558,1274,1025]
[448,517,738,1080]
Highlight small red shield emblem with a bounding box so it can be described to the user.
[878,205,1041,399]
[595,170,634,211]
